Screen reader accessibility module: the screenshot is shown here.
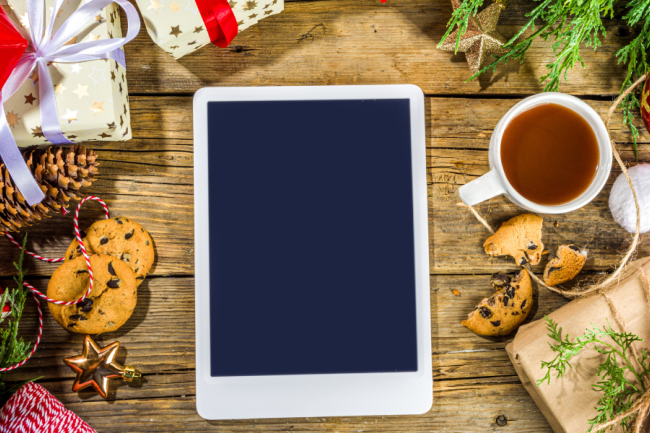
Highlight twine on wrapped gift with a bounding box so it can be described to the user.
[0,0,140,207]
[0,196,110,372]
[460,74,650,432]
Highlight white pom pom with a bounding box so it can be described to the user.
[609,163,650,234]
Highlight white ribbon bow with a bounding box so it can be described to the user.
[0,0,140,206]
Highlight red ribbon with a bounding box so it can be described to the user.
[196,0,239,48]
[0,7,29,91]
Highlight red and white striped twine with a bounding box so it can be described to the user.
[0,196,110,372]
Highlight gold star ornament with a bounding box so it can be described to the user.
[437,0,508,75]
[63,335,141,399]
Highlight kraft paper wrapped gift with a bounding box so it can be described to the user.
[1,0,132,146]
[506,257,650,432]
[136,0,284,59]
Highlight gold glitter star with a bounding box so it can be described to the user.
[170,25,182,38]
[54,83,66,94]
[65,36,78,45]
[73,83,89,99]
[89,101,105,115]
[249,13,258,18]
[31,126,44,138]
[6,111,20,128]
[243,0,257,10]
[19,13,29,30]
[89,34,101,41]
[264,2,271,8]
[60,108,78,124]
[107,122,117,130]
[98,132,111,138]
[170,45,179,49]
[95,14,104,23]
[264,10,272,15]
[148,0,163,12]
[170,1,180,12]
[188,40,197,45]
[229,0,237,7]
[237,20,245,26]
[437,0,507,75]
[194,26,204,33]
[28,70,39,84]
[111,71,116,81]
[122,127,129,137]
[120,115,124,127]
[24,93,37,105]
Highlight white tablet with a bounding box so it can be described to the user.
[193,85,431,420]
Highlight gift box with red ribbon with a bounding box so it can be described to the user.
[135,0,284,59]
[0,0,140,206]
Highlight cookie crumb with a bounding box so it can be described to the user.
[452,289,460,296]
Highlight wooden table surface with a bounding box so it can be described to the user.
[1,0,648,431]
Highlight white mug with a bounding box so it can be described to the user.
[458,93,612,214]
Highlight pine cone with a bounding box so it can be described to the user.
[0,145,99,232]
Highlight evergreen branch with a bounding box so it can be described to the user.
[446,0,650,159]
[0,234,38,404]
[538,317,650,432]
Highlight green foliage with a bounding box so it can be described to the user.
[538,317,650,432]
[439,0,650,159]
[0,235,39,404]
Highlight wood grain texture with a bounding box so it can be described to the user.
[1,0,647,429]
[5,275,567,431]
[123,0,634,95]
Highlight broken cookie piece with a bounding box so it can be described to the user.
[462,268,534,337]
[483,214,544,266]
[543,245,586,286]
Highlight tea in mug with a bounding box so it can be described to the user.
[500,103,600,206]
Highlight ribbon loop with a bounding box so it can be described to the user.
[0,0,140,206]
[196,0,238,48]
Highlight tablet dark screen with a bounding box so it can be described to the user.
[207,99,418,377]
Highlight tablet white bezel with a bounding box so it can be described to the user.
[193,85,431,420]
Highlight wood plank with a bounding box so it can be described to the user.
[47,380,552,432]
[2,96,646,277]
[428,97,650,274]
[5,274,569,389]
[4,274,561,430]
[123,0,634,95]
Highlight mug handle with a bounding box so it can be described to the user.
[458,170,506,206]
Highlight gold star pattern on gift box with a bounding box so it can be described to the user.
[437,0,508,75]
[135,0,284,59]
[2,0,132,145]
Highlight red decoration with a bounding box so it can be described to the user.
[196,0,238,48]
[641,75,650,132]
[0,285,12,318]
[0,7,28,92]
[0,382,96,433]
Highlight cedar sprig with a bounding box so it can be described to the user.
[538,317,650,432]
[0,235,39,404]
[439,0,650,159]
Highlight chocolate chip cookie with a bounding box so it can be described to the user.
[48,254,137,334]
[65,217,154,285]
[462,268,534,337]
[483,214,544,266]
[543,245,586,286]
